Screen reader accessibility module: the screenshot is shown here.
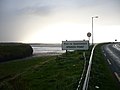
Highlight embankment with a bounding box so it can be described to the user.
[0,43,33,62]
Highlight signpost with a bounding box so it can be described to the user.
[87,32,91,42]
[62,40,89,88]
[62,40,89,50]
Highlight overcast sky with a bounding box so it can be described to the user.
[0,0,120,43]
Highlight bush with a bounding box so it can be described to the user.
[0,43,33,62]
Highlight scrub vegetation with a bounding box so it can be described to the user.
[0,43,33,62]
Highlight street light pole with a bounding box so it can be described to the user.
[92,16,98,45]
[92,17,93,45]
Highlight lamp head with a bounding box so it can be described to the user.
[95,16,98,18]
[92,16,98,18]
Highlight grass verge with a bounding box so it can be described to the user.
[89,43,120,90]
[0,50,89,90]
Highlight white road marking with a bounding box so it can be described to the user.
[104,53,106,57]
[113,44,120,51]
[107,59,111,65]
[114,72,120,82]
[106,46,120,65]
[102,50,104,53]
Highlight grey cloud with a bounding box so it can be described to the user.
[0,0,120,43]
[17,5,51,16]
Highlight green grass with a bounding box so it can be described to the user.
[2,43,118,90]
[89,43,120,90]
[0,50,86,90]
[0,57,53,81]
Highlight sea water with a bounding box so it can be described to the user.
[31,44,65,56]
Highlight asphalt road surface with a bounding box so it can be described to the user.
[102,43,120,83]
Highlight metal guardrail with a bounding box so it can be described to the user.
[82,44,97,90]
[76,52,87,90]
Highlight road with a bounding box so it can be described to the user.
[102,43,120,83]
